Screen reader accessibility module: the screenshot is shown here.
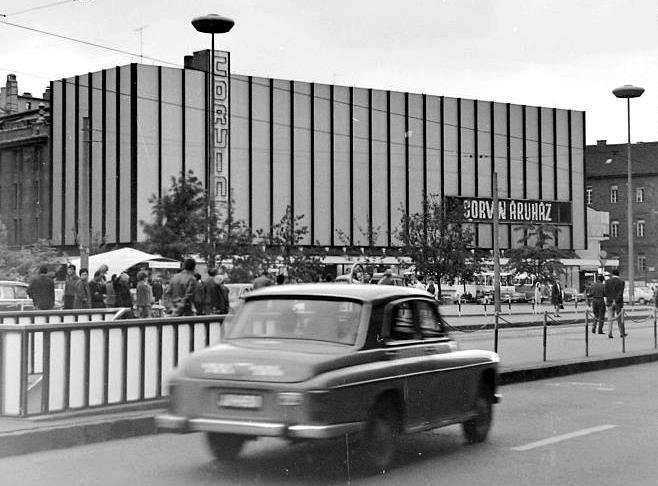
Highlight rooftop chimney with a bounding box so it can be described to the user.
[5,74,18,114]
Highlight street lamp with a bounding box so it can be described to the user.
[612,84,644,304]
[192,14,234,238]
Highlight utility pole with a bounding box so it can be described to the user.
[493,171,501,313]
[134,25,149,63]
[80,117,90,271]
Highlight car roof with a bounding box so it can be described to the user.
[245,283,430,302]
[0,281,27,287]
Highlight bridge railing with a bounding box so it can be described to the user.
[0,314,225,417]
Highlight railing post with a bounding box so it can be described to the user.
[458,297,462,316]
[508,295,511,315]
[585,310,589,357]
[654,307,657,350]
[494,311,499,353]
[621,310,626,353]
[543,311,548,362]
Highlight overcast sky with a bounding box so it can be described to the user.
[1,0,657,145]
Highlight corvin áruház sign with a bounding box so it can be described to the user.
[447,197,572,224]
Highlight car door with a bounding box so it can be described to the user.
[380,299,428,429]
[414,299,464,423]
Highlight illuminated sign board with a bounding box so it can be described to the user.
[446,197,572,224]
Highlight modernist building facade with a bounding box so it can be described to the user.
[49,50,586,252]
[586,139,658,283]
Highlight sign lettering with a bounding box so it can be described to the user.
[447,197,571,224]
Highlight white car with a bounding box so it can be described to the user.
[623,286,654,305]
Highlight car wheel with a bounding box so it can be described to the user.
[205,433,246,461]
[362,397,400,471]
[462,387,493,443]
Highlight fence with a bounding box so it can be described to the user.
[0,314,225,417]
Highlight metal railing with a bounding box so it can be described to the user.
[0,314,225,417]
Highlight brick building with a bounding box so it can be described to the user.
[585,139,658,284]
[0,75,51,247]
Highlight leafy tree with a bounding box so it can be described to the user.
[0,219,60,281]
[505,223,574,284]
[396,195,480,293]
[140,171,208,261]
[259,206,323,282]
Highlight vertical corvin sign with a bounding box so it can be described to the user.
[212,50,230,210]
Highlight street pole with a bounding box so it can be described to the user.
[493,171,501,313]
[80,117,90,272]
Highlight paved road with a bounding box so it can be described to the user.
[2,363,656,486]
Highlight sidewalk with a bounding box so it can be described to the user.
[0,311,656,459]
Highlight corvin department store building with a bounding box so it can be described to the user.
[49,50,586,258]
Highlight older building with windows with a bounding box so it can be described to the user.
[585,139,658,283]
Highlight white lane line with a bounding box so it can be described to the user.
[511,425,617,451]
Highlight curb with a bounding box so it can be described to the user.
[0,349,656,459]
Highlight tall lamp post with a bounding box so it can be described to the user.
[612,84,644,304]
[192,14,234,240]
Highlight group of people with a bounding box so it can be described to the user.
[162,259,230,317]
[586,269,627,338]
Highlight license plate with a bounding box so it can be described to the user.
[218,393,263,409]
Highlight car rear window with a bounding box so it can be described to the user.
[226,298,362,345]
[14,286,28,299]
[0,286,15,299]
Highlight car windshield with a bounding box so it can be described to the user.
[226,298,362,345]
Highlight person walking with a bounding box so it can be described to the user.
[604,269,626,338]
[551,279,563,317]
[193,273,206,315]
[63,264,79,309]
[73,268,91,309]
[533,282,542,314]
[89,270,106,308]
[152,276,164,305]
[105,274,117,307]
[588,275,606,334]
[114,272,134,316]
[253,270,273,290]
[426,277,438,299]
[135,271,153,318]
[164,258,197,316]
[203,268,221,314]
[217,275,230,314]
[27,264,55,310]
[378,269,396,286]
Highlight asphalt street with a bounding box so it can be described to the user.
[1,362,656,486]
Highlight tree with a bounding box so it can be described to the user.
[260,206,323,282]
[396,195,480,293]
[505,224,574,284]
[0,219,60,281]
[140,171,208,261]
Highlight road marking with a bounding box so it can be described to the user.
[511,425,617,451]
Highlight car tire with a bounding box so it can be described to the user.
[205,433,246,461]
[462,386,493,444]
[362,397,400,471]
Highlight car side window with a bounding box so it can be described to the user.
[390,301,421,340]
[15,286,28,299]
[416,300,445,338]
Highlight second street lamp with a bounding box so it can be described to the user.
[612,84,644,304]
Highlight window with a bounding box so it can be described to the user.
[638,255,647,273]
[636,187,645,203]
[610,184,618,203]
[637,219,645,238]
[611,220,619,238]
[585,186,592,205]
[25,102,31,110]
[417,301,445,338]
[390,301,419,341]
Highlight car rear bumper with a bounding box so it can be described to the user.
[155,413,365,439]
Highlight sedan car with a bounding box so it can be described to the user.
[157,284,500,471]
[0,280,34,312]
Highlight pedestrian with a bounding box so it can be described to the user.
[105,274,117,307]
[63,264,79,309]
[276,274,285,285]
[97,264,109,283]
[164,258,197,316]
[216,274,230,314]
[414,276,426,291]
[73,268,91,309]
[253,270,273,290]
[604,269,626,338]
[114,272,134,315]
[588,275,606,334]
[551,279,563,317]
[152,276,164,305]
[27,264,55,310]
[193,272,206,315]
[378,268,396,286]
[89,270,106,308]
[533,282,542,313]
[135,271,153,318]
[426,277,438,299]
[203,268,221,314]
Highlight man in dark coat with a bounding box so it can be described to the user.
[63,264,79,309]
[588,275,606,334]
[203,268,221,314]
[164,258,197,316]
[89,270,106,308]
[27,265,55,310]
[604,269,626,338]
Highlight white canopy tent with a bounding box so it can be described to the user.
[68,248,180,278]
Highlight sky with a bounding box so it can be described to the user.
[1,0,658,145]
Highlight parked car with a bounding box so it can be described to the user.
[623,286,654,305]
[225,283,253,312]
[0,281,34,312]
[157,284,500,471]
